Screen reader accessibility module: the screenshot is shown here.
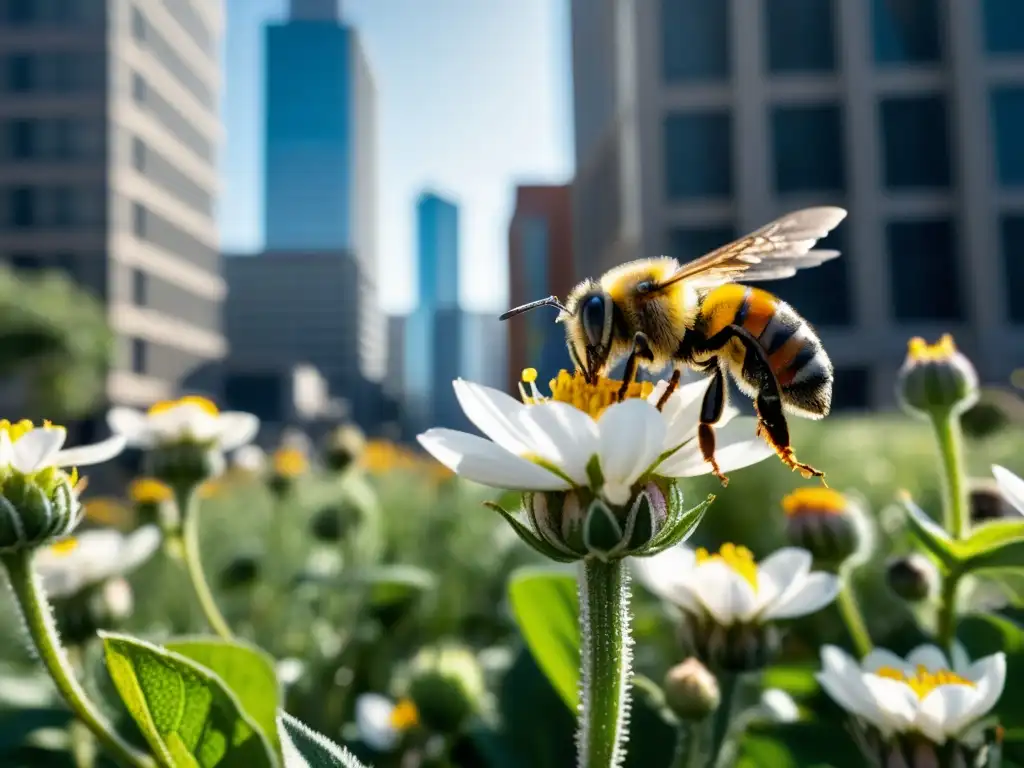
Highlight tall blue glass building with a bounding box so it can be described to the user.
[416,192,460,309]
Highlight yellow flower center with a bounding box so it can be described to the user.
[0,419,61,442]
[782,487,848,517]
[389,698,419,731]
[48,538,79,557]
[906,334,957,363]
[695,543,759,590]
[147,395,219,417]
[130,478,173,504]
[875,665,974,699]
[273,447,308,478]
[519,368,653,419]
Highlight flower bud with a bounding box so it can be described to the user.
[682,613,781,672]
[219,553,261,591]
[969,478,1018,524]
[663,658,720,721]
[129,477,176,532]
[897,335,979,419]
[323,424,366,473]
[145,443,224,494]
[310,501,362,543]
[0,468,80,553]
[269,447,308,497]
[401,645,486,736]
[886,554,937,603]
[781,488,859,570]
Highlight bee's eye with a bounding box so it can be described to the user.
[636,280,655,294]
[581,295,606,347]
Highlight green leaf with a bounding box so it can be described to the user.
[957,613,1024,725]
[484,501,578,563]
[760,665,821,700]
[965,541,1024,572]
[507,565,580,710]
[961,518,1024,557]
[900,495,959,570]
[645,496,713,554]
[342,564,437,608]
[101,632,278,768]
[278,712,367,767]
[165,638,281,755]
[737,722,863,768]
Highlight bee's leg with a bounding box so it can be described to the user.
[655,368,682,411]
[617,332,654,402]
[726,325,825,482]
[697,364,729,486]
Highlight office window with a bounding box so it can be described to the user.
[771,227,853,328]
[765,0,836,73]
[132,268,147,305]
[872,0,941,65]
[53,251,75,279]
[664,112,733,200]
[51,186,73,227]
[10,186,35,227]
[10,252,39,271]
[667,226,736,261]
[132,137,146,171]
[132,203,146,238]
[132,72,146,102]
[771,104,845,194]
[661,0,729,82]
[880,96,951,189]
[1001,216,1024,323]
[832,368,871,411]
[887,219,961,321]
[992,88,1024,187]
[52,118,73,160]
[131,6,146,41]
[6,0,34,24]
[9,119,34,159]
[131,339,146,374]
[983,0,1024,54]
[8,54,32,92]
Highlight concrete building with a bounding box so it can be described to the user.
[506,184,575,393]
[570,0,1024,409]
[0,0,225,418]
[263,0,383,382]
[384,313,406,399]
[464,310,507,394]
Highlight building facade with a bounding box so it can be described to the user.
[506,184,575,393]
[0,0,226,412]
[570,0,1024,409]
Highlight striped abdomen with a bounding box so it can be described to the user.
[698,284,832,416]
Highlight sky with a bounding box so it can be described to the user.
[219,0,575,314]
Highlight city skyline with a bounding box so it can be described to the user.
[220,0,574,315]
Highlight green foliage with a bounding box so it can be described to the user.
[278,712,368,768]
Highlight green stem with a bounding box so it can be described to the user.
[937,569,963,654]
[0,551,153,768]
[837,565,873,658]
[174,487,233,640]
[705,673,739,768]
[671,720,707,768]
[931,415,969,540]
[577,559,631,768]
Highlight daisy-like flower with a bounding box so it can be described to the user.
[897,335,979,420]
[418,370,773,561]
[817,644,1005,766]
[107,396,259,491]
[782,487,872,570]
[991,464,1024,517]
[355,694,419,752]
[231,444,267,475]
[0,419,125,552]
[34,526,161,598]
[633,543,839,671]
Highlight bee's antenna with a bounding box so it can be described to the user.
[498,296,568,321]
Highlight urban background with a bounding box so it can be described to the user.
[3,0,1024,464]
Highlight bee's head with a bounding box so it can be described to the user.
[565,287,613,384]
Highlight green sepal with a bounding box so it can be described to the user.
[583,499,623,559]
[645,495,714,555]
[625,492,655,551]
[484,501,579,563]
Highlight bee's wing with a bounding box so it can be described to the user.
[655,207,847,291]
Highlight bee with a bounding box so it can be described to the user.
[499,207,848,484]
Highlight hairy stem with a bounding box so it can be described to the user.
[837,564,873,658]
[937,569,963,654]
[705,673,738,768]
[1,550,153,768]
[173,486,233,640]
[931,415,969,540]
[577,559,632,768]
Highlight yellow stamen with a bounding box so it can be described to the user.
[84,498,130,526]
[520,369,654,419]
[906,334,957,363]
[781,487,848,517]
[48,538,79,556]
[695,542,759,591]
[147,395,220,417]
[273,447,308,478]
[875,665,974,699]
[130,477,173,504]
[0,419,50,442]
[389,698,419,731]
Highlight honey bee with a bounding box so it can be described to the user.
[499,207,848,484]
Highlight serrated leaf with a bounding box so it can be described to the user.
[645,496,713,554]
[507,566,580,710]
[101,632,278,768]
[900,495,959,571]
[278,712,367,767]
[165,638,281,755]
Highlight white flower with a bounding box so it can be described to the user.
[633,543,839,626]
[355,694,418,752]
[35,526,161,598]
[817,644,1006,745]
[992,464,1024,516]
[417,374,773,503]
[232,445,267,473]
[107,396,259,450]
[0,421,124,476]
[759,688,800,723]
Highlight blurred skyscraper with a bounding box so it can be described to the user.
[0,1,225,420]
[463,311,508,393]
[506,184,575,393]
[570,0,1024,409]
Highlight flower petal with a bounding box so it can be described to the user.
[11,428,67,474]
[515,401,597,486]
[217,412,260,451]
[992,465,1024,516]
[629,545,698,608]
[693,560,757,625]
[453,380,533,455]
[655,417,773,477]
[755,547,812,611]
[106,407,153,447]
[649,378,710,450]
[861,648,914,675]
[961,653,1005,718]
[906,644,951,673]
[417,428,571,491]
[54,435,126,468]
[355,694,399,752]
[917,685,985,744]
[817,646,893,734]
[121,526,161,573]
[598,400,666,504]
[762,572,839,620]
[760,689,800,723]
[861,674,918,734]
